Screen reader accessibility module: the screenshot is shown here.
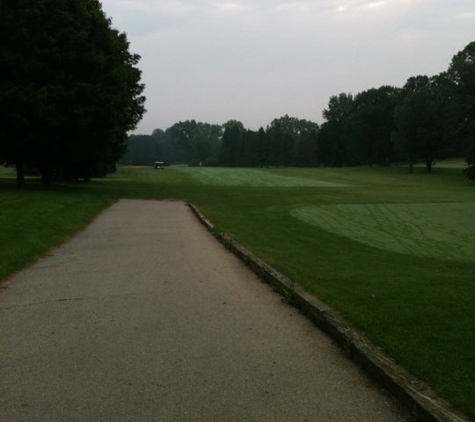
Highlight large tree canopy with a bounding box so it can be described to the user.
[0,0,146,185]
[320,93,354,166]
[393,75,450,173]
[348,86,400,167]
[267,115,319,167]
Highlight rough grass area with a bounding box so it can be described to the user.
[0,188,114,281]
[1,162,474,419]
[0,166,115,280]
[292,202,475,261]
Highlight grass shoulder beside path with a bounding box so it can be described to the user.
[1,163,474,419]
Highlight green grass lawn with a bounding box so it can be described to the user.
[1,162,474,419]
[291,202,475,261]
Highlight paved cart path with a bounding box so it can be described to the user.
[0,200,411,421]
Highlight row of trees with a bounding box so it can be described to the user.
[321,41,474,174]
[121,116,319,168]
[0,0,146,186]
[125,41,474,178]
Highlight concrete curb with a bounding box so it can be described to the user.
[188,203,472,422]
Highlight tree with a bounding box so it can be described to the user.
[151,129,173,165]
[267,115,319,166]
[266,122,287,167]
[393,75,448,173]
[166,120,222,165]
[120,135,154,166]
[446,41,475,179]
[466,140,475,179]
[348,86,400,166]
[295,126,319,167]
[166,120,198,164]
[220,121,243,166]
[193,123,223,164]
[255,127,269,166]
[0,0,146,185]
[321,93,354,166]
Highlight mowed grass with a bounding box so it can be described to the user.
[1,162,474,419]
[175,166,350,187]
[0,172,115,281]
[292,202,475,261]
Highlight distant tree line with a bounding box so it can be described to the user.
[320,41,474,175]
[121,115,319,168]
[124,41,474,178]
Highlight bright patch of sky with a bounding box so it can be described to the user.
[100,0,475,133]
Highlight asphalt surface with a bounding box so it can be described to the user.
[1,199,412,421]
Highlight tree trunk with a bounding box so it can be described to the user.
[41,161,51,186]
[426,158,433,173]
[55,163,64,182]
[15,160,25,187]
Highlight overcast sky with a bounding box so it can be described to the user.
[100,0,474,134]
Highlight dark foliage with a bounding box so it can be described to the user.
[0,0,145,185]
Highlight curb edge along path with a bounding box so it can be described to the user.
[2,199,410,422]
[188,203,472,422]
